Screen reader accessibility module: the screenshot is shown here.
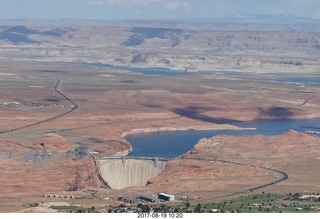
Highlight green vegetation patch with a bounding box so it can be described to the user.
[50,205,95,213]
[199,193,320,213]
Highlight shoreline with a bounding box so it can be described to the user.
[119,125,256,157]
[118,115,320,157]
[120,125,256,139]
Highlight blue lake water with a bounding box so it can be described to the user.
[80,62,251,76]
[82,63,320,83]
[81,62,187,75]
[81,62,320,158]
[125,118,320,158]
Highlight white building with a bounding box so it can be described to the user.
[158,193,175,201]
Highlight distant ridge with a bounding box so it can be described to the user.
[0,25,67,44]
[172,13,320,24]
[1,13,320,26]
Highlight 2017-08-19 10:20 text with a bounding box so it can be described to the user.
[137,213,183,218]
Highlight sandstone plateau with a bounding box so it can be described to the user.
[0,20,320,212]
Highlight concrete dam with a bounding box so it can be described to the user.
[98,157,167,189]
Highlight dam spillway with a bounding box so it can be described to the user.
[98,157,167,189]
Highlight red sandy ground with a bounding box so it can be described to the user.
[0,61,320,211]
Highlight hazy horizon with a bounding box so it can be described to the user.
[0,0,320,21]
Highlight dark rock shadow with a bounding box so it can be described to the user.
[172,106,241,124]
[144,104,162,108]
[259,107,295,119]
[38,70,67,73]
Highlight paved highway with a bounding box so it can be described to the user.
[0,79,79,134]
[0,79,289,200]
[181,157,289,200]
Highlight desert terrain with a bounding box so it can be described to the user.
[0,21,320,212]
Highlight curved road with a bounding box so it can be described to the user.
[0,79,289,200]
[0,79,112,189]
[181,157,289,200]
[91,155,111,189]
[0,79,79,134]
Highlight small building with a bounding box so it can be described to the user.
[139,196,159,203]
[158,193,175,201]
[118,196,137,204]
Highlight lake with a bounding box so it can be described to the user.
[125,118,320,158]
[81,62,186,75]
[82,62,320,158]
[79,62,251,76]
